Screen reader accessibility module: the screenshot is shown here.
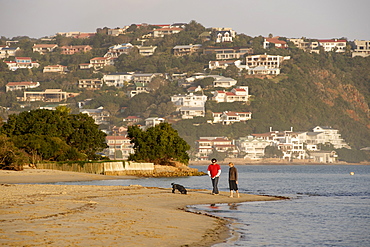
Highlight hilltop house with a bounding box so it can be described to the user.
[351,40,370,57]
[212,28,236,43]
[32,44,58,54]
[6,81,40,92]
[263,37,288,49]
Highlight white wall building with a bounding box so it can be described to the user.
[103,72,134,87]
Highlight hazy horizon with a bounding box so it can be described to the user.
[0,0,369,41]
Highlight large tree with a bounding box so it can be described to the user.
[127,123,190,165]
[0,109,107,161]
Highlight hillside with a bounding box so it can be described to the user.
[173,51,370,150]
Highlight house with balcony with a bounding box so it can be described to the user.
[312,126,349,149]
[22,89,68,102]
[104,43,134,58]
[89,57,115,70]
[123,116,143,125]
[173,44,202,57]
[105,135,134,160]
[211,111,252,125]
[107,26,129,36]
[263,37,288,49]
[79,106,110,125]
[0,46,20,58]
[171,93,207,119]
[352,40,370,57]
[212,28,236,43]
[203,46,253,60]
[103,72,134,87]
[60,45,92,55]
[209,75,237,88]
[235,136,270,159]
[32,44,58,54]
[43,64,68,73]
[317,39,347,53]
[132,73,160,84]
[128,82,149,98]
[6,81,40,92]
[5,57,40,71]
[78,79,103,90]
[196,137,236,160]
[152,27,183,38]
[245,54,290,75]
[209,60,241,70]
[144,117,165,129]
[136,45,157,56]
[212,86,250,103]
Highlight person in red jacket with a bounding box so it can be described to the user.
[207,158,221,195]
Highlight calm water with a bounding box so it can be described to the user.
[53,165,370,246]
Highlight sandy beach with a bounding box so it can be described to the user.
[0,169,283,247]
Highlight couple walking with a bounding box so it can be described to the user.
[207,158,240,198]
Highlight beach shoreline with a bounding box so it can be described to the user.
[0,169,284,246]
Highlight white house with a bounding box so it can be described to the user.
[104,43,134,58]
[43,64,68,73]
[317,39,347,53]
[6,81,40,92]
[212,111,252,125]
[32,44,58,54]
[78,79,103,90]
[103,72,134,87]
[312,126,349,149]
[212,86,250,103]
[352,40,370,57]
[171,93,207,119]
[5,57,40,71]
[235,136,270,159]
[0,46,20,58]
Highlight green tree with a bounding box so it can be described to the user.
[127,123,190,165]
[1,109,107,160]
[264,146,283,158]
[0,134,28,170]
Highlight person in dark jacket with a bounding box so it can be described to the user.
[228,162,240,198]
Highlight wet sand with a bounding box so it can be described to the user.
[0,169,283,246]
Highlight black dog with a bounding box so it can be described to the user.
[171,183,187,194]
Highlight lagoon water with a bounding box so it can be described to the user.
[54,165,370,246]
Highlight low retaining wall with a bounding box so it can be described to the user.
[37,161,154,176]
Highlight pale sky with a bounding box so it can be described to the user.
[1,0,369,41]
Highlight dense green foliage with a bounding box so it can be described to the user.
[0,109,107,162]
[127,123,190,165]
